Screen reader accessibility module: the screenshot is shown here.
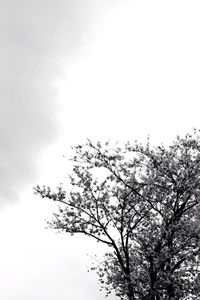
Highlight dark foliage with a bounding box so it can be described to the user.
[35,129,200,300]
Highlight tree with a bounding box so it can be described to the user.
[34,130,200,300]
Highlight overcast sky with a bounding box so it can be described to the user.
[0,1,200,299]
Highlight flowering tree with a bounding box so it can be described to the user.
[35,130,200,300]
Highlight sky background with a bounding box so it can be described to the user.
[0,1,200,299]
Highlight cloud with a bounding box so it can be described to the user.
[0,0,113,205]
[58,0,200,146]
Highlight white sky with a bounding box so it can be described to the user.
[1,1,200,299]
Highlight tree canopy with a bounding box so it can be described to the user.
[34,130,200,300]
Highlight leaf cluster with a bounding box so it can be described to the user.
[34,130,200,300]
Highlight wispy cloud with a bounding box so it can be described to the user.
[0,0,105,205]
